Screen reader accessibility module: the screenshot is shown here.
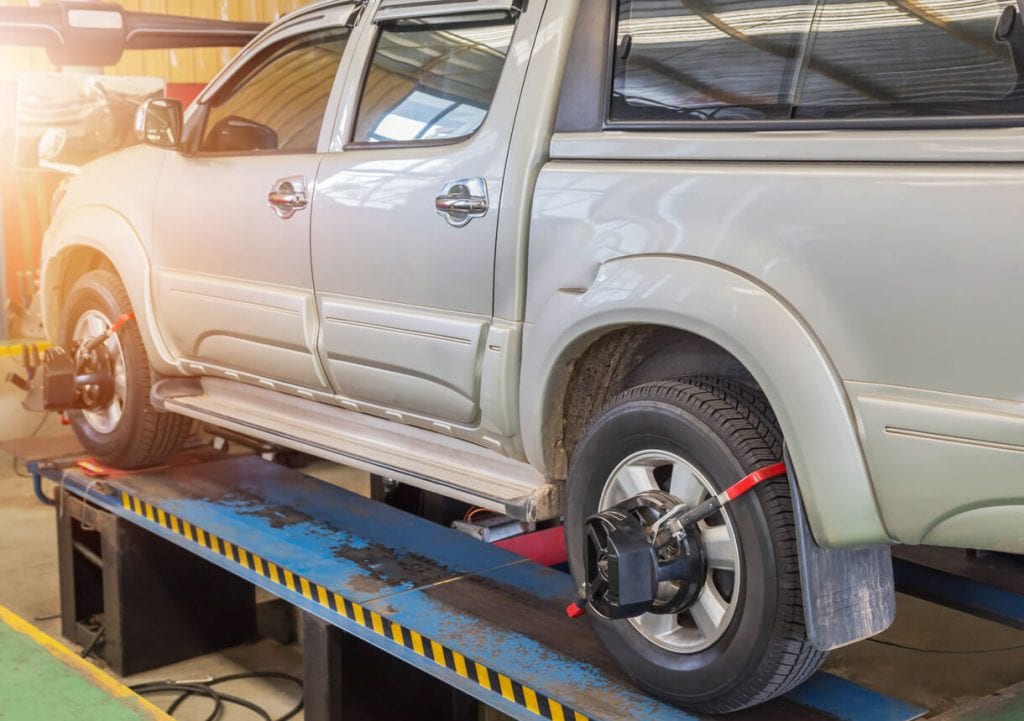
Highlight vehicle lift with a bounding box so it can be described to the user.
[7,433,1024,721]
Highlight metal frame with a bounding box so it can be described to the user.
[54,487,258,675]
[892,546,1024,630]
[28,452,929,721]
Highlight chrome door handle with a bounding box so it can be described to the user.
[436,178,488,227]
[268,176,308,219]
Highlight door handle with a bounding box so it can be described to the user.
[268,176,308,219]
[436,178,488,227]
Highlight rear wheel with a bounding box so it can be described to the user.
[565,379,825,713]
[59,269,191,468]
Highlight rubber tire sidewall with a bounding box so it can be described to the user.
[59,270,152,465]
[566,397,780,705]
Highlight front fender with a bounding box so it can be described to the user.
[520,254,890,548]
[41,205,178,376]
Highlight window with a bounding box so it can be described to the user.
[612,0,816,122]
[794,0,1018,118]
[353,14,516,143]
[200,29,349,154]
[611,0,1022,124]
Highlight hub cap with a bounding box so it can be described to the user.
[599,450,741,653]
[72,309,127,434]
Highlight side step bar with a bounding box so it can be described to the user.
[152,377,563,522]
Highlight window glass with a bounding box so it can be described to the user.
[201,29,349,154]
[794,0,1018,118]
[353,15,516,143]
[611,0,816,121]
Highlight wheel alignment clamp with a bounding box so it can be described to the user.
[118,491,589,721]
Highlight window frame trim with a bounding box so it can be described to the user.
[600,0,1024,133]
[342,11,520,150]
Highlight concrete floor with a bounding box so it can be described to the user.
[1,401,1024,718]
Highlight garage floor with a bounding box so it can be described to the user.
[1,424,1023,718]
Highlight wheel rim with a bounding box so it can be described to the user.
[72,309,127,434]
[598,450,742,654]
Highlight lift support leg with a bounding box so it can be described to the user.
[56,489,257,675]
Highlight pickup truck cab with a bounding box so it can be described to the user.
[39,0,1024,711]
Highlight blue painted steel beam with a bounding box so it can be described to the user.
[893,557,1024,630]
[43,455,927,721]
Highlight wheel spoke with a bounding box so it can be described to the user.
[87,313,106,339]
[690,583,729,639]
[637,612,679,640]
[702,524,737,571]
[669,464,706,508]
[614,464,659,500]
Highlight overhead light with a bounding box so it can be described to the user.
[66,8,124,30]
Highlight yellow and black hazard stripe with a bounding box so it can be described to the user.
[120,491,589,721]
[0,341,52,359]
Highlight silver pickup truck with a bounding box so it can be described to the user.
[34,0,1024,712]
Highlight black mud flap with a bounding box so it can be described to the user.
[786,448,896,651]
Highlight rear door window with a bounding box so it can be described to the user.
[353,14,516,143]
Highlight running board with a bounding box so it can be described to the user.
[151,378,562,522]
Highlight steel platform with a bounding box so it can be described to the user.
[26,452,931,721]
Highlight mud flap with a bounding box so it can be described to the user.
[786,449,896,651]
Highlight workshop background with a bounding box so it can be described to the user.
[0,0,306,340]
[2,2,1024,720]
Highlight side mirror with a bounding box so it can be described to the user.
[134,98,183,149]
[206,116,278,153]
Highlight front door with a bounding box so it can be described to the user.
[152,10,356,391]
[311,0,538,424]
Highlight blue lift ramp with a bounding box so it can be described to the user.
[41,454,927,721]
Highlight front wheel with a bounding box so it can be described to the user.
[565,379,825,714]
[59,269,191,468]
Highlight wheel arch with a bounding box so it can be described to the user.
[42,205,177,375]
[520,254,891,548]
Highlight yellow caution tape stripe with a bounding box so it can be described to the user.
[119,492,585,721]
[0,341,52,359]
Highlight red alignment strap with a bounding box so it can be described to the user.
[109,312,135,334]
[723,461,787,501]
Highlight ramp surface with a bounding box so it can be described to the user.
[48,455,927,721]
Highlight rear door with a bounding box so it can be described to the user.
[151,5,358,391]
[310,0,540,424]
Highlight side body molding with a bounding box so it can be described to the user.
[40,205,178,376]
[520,254,891,548]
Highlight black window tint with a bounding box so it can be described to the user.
[611,0,816,122]
[794,0,1018,118]
[201,29,348,154]
[353,14,516,143]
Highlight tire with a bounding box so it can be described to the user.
[565,378,825,713]
[59,269,191,468]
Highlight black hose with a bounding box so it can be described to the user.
[130,683,226,721]
[131,671,303,721]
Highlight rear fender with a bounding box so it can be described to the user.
[521,254,891,548]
